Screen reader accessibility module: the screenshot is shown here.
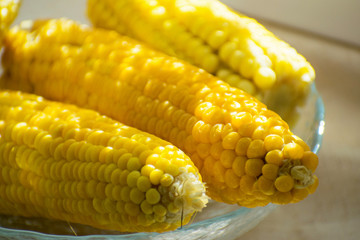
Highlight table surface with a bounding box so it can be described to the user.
[238,21,360,240]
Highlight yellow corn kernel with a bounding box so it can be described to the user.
[245,158,264,177]
[275,175,295,192]
[1,19,318,207]
[87,0,316,111]
[0,91,207,232]
[0,0,21,42]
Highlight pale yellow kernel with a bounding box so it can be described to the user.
[219,41,237,61]
[117,152,132,169]
[125,202,140,216]
[167,202,180,214]
[275,175,294,192]
[222,132,240,150]
[236,79,256,95]
[119,169,130,186]
[235,137,251,156]
[153,204,167,217]
[130,188,145,204]
[208,30,227,49]
[232,156,246,177]
[127,171,141,188]
[140,200,153,214]
[110,168,122,185]
[149,169,164,185]
[301,151,318,172]
[127,157,141,171]
[247,139,266,158]
[283,143,304,160]
[216,68,232,80]
[245,158,264,177]
[254,67,276,90]
[137,175,151,192]
[229,50,246,70]
[146,188,161,205]
[220,150,236,168]
[262,163,279,180]
[239,58,256,79]
[224,169,240,188]
[225,74,242,87]
[264,134,284,151]
[201,54,219,73]
[120,186,131,202]
[160,173,174,187]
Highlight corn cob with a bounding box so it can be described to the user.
[1,19,319,207]
[86,0,315,111]
[0,90,208,233]
[0,0,21,40]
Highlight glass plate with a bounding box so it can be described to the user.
[0,83,325,240]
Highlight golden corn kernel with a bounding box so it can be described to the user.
[283,143,304,160]
[247,139,266,158]
[301,151,318,172]
[245,158,264,177]
[224,169,240,188]
[222,132,240,150]
[274,175,294,192]
[265,149,284,165]
[258,176,275,195]
[149,169,164,185]
[220,150,236,168]
[232,156,246,177]
[264,134,284,151]
[262,163,279,180]
[239,175,256,194]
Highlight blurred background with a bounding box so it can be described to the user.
[11,1,360,240]
[222,0,360,47]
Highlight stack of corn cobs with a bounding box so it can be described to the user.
[0,0,319,234]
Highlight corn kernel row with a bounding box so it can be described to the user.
[0,91,208,232]
[0,19,319,207]
[87,0,315,110]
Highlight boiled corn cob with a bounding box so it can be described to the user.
[0,90,208,233]
[1,19,319,207]
[87,0,315,111]
[0,0,21,44]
